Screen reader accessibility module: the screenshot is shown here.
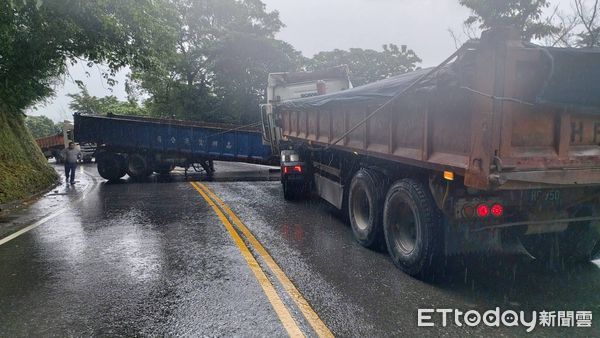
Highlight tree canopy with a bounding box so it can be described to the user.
[458,0,559,40]
[68,88,147,116]
[308,44,421,87]
[24,115,61,138]
[5,0,423,124]
[129,0,303,123]
[0,0,176,114]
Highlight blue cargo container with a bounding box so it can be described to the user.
[74,113,275,180]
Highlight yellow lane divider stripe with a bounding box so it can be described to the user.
[194,181,334,338]
[190,182,305,338]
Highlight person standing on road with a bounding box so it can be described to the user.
[62,142,82,184]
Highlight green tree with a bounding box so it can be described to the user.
[0,0,176,204]
[211,33,304,123]
[308,44,421,87]
[25,115,59,138]
[459,0,559,40]
[130,0,300,122]
[68,88,147,116]
[0,0,176,114]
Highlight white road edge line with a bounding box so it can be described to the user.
[0,170,94,247]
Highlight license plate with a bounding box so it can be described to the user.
[528,190,561,203]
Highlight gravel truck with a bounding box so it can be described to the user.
[36,121,95,163]
[263,28,600,276]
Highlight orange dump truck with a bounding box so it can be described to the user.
[35,121,95,163]
[36,132,72,163]
[261,28,600,277]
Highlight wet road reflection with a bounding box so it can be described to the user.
[0,163,598,336]
[207,181,600,337]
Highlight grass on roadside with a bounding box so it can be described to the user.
[0,112,58,205]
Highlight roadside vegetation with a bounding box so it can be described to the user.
[3,0,600,204]
[0,114,57,205]
[1,0,174,204]
[24,116,65,139]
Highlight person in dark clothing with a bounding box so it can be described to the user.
[61,142,82,184]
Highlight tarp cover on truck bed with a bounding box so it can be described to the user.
[279,45,600,112]
[537,47,600,108]
[277,67,439,110]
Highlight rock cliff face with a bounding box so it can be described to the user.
[0,112,57,206]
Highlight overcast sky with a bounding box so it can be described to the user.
[23,0,533,121]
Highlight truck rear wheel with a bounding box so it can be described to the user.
[383,179,441,277]
[97,153,126,181]
[348,169,387,249]
[127,154,153,179]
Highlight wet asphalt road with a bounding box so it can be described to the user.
[0,162,599,337]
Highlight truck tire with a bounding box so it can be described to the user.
[97,153,126,181]
[383,179,442,277]
[127,154,152,179]
[522,204,600,266]
[348,169,387,249]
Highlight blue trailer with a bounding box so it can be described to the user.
[74,113,275,180]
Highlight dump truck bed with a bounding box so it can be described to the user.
[36,134,64,151]
[276,34,600,190]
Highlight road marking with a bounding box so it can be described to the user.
[0,171,94,247]
[0,208,69,246]
[190,182,305,338]
[194,181,334,338]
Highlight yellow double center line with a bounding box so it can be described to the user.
[190,181,333,338]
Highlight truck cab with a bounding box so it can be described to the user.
[261,66,353,154]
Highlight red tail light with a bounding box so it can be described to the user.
[476,204,490,218]
[283,165,302,174]
[491,204,504,217]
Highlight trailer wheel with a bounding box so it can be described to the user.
[97,153,126,181]
[348,169,387,249]
[383,179,441,277]
[127,154,152,179]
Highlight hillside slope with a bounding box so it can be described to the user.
[0,113,57,205]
